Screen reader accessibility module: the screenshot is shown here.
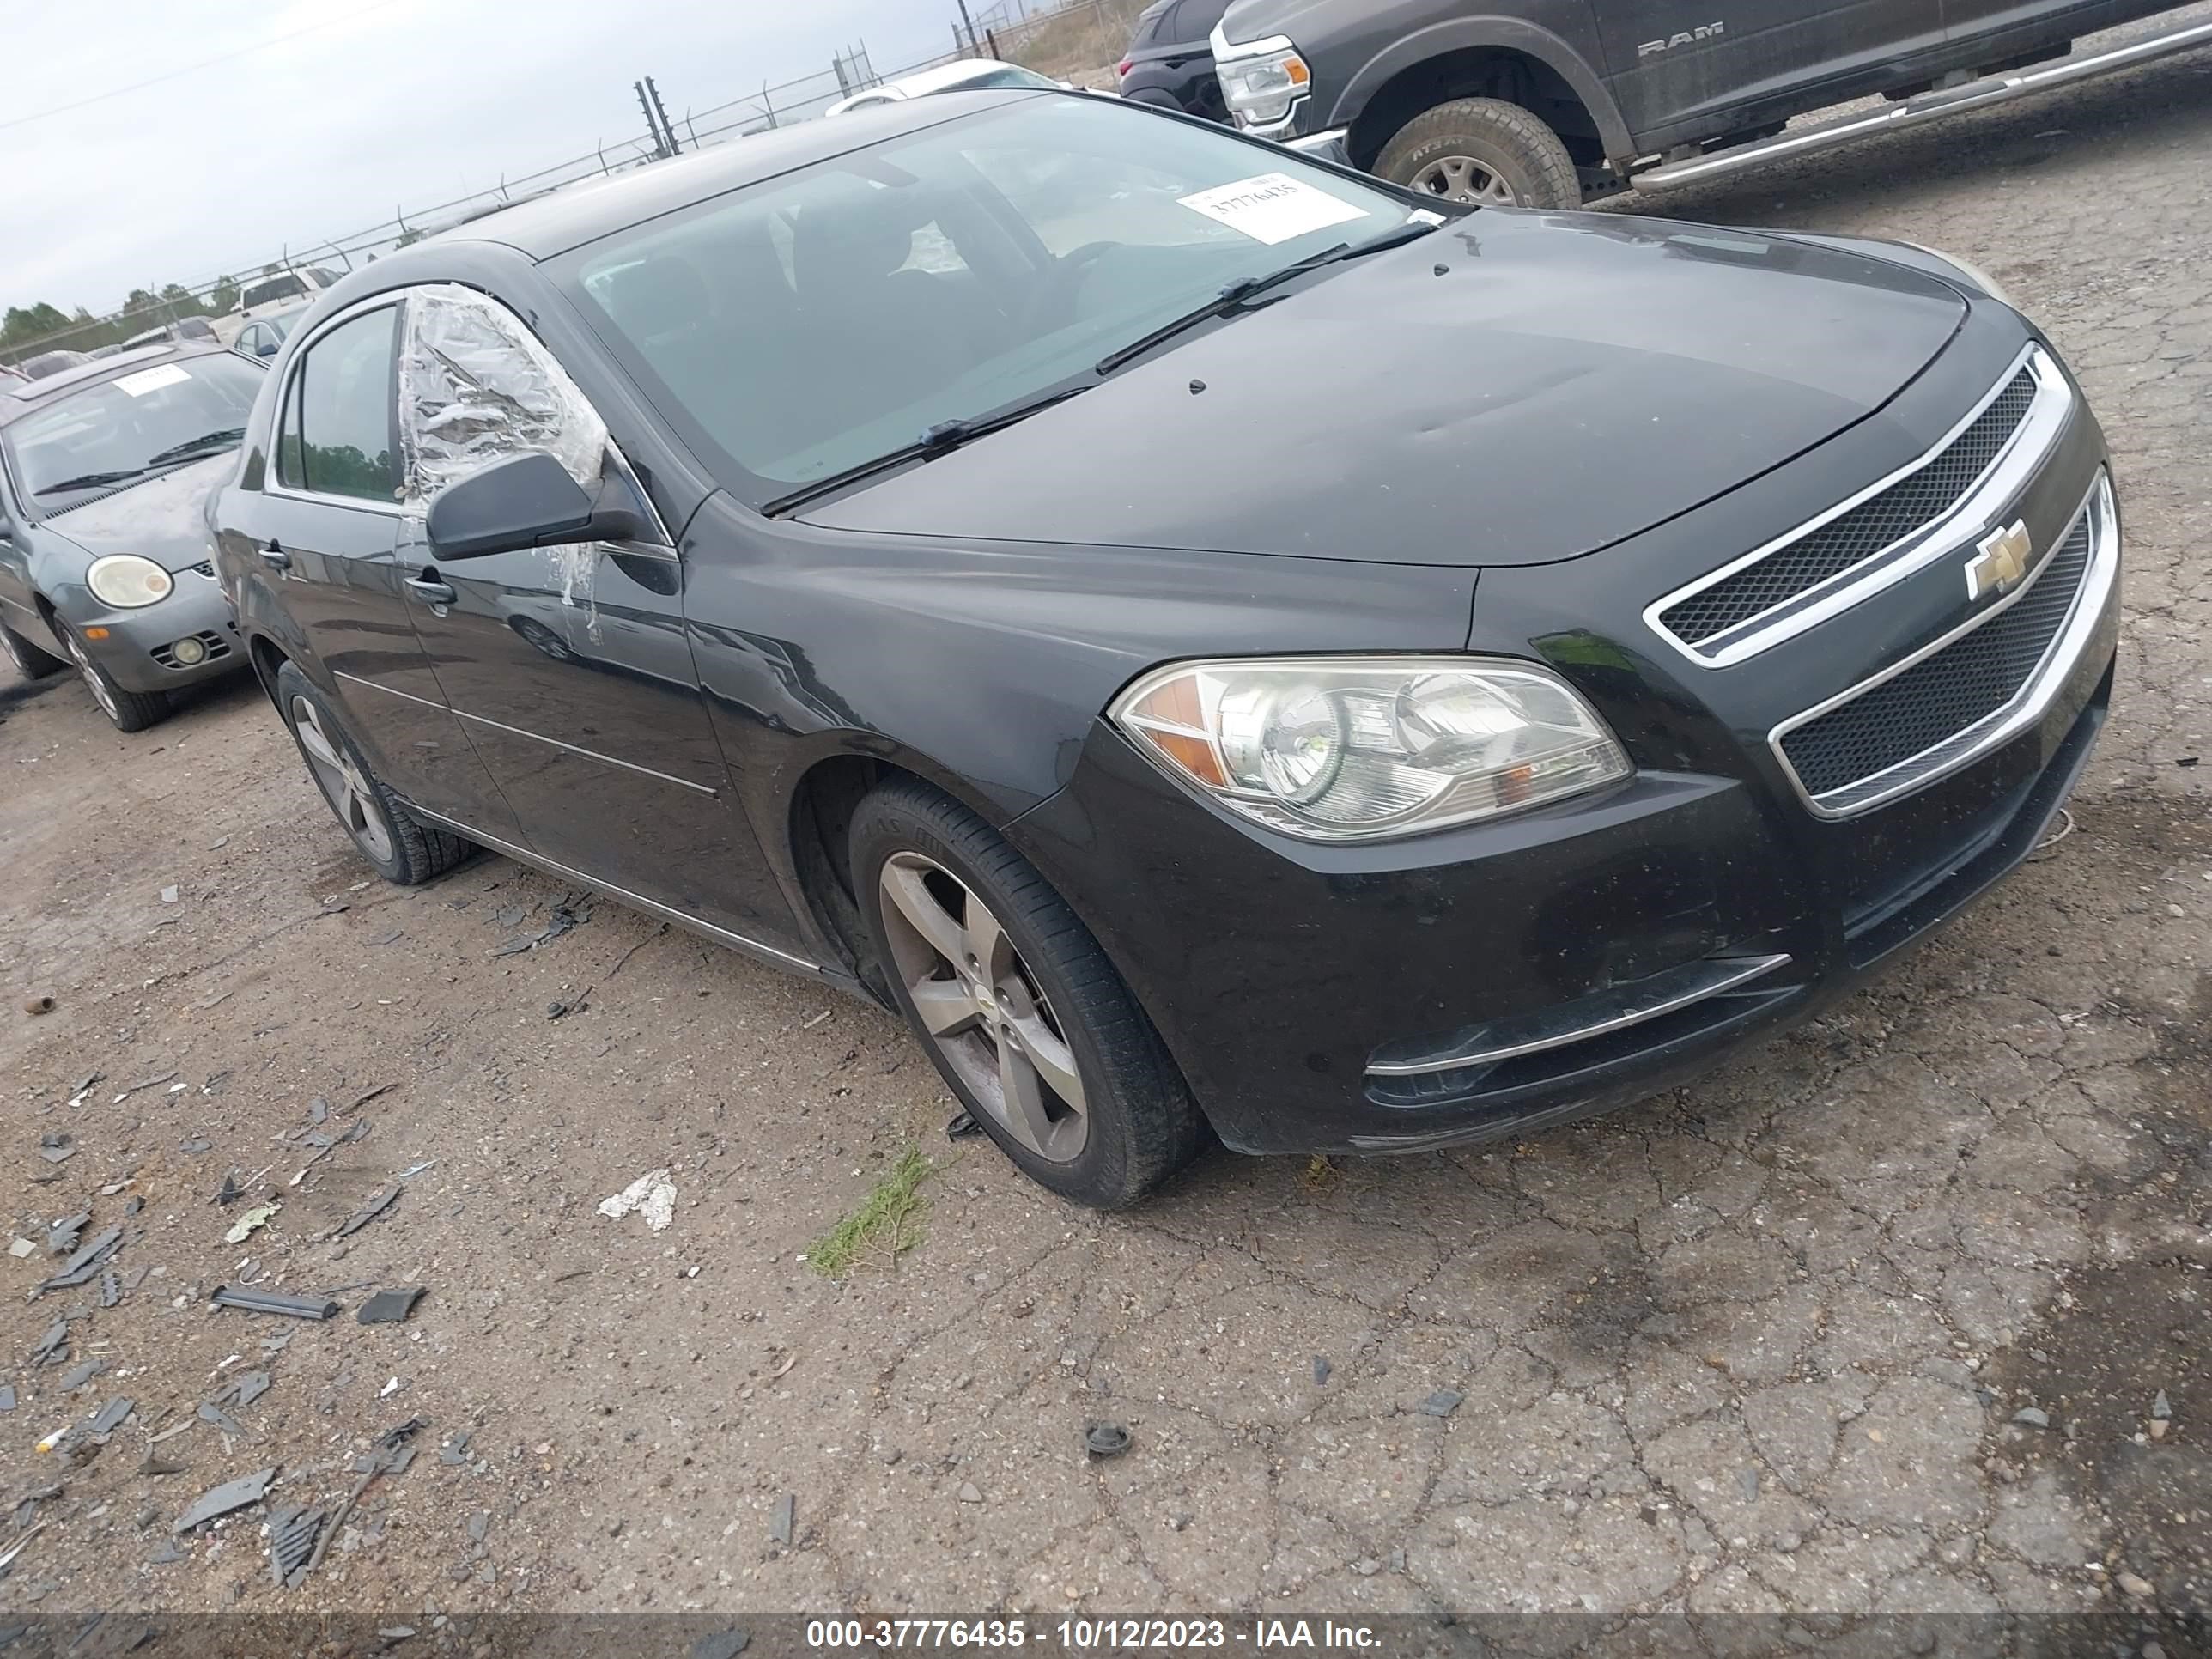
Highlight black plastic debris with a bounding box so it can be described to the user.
[357,1287,426,1326]
[1419,1389,1465,1418]
[210,1286,340,1321]
[267,1502,325,1588]
[173,1465,276,1534]
[378,1418,428,1450]
[179,1139,211,1157]
[0,1386,15,1413]
[1313,1356,1332,1386]
[692,1631,750,1659]
[31,1318,68,1365]
[335,1187,401,1239]
[198,1402,246,1438]
[1084,1422,1132,1459]
[213,1372,271,1409]
[90,1398,135,1437]
[45,1212,88,1255]
[437,1431,471,1467]
[769,1492,795,1546]
[945,1111,981,1140]
[213,1171,242,1207]
[149,1542,185,1565]
[58,1358,106,1392]
[100,1270,121,1310]
[137,1454,187,1478]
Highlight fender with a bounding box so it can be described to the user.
[1329,15,1633,161]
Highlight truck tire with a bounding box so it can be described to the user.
[1375,97,1582,210]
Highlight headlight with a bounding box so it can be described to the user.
[1111,656,1633,842]
[1902,243,2017,308]
[86,554,175,609]
[1216,40,1310,127]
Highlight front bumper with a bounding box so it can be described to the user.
[1006,326,2119,1158]
[1276,125,1351,167]
[61,568,245,693]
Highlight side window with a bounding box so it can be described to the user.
[396,284,609,510]
[274,368,306,489]
[290,308,398,502]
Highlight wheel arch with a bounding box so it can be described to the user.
[1334,20,1632,170]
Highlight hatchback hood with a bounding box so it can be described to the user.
[46,453,234,571]
[803,214,1968,566]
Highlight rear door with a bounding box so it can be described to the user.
[386,285,783,941]
[1595,2,1947,144]
[246,302,525,839]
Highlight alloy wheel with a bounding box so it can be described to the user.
[59,627,122,722]
[878,851,1089,1163]
[1410,154,1519,205]
[290,694,396,865]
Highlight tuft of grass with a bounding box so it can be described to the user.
[807,1147,934,1277]
[1299,1153,1337,1192]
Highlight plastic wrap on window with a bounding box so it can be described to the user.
[397,283,608,509]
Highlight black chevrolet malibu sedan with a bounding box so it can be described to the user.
[211,89,2118,1207]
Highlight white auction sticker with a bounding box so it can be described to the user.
[1176,172,1370,246]
[112,364,191,398]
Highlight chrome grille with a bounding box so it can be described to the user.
[1662,370,2036,646]
[1771,473,2115,818]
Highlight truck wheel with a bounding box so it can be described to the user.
[1375,97,1581,210]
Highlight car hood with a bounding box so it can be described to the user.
[43,453,235,571]
[802,214,1969,566]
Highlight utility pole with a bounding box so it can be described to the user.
[635,78,678,158]
[956,0,978,53]
[646,77,679,154]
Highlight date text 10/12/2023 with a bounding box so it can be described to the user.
[805,1621,1383,1650]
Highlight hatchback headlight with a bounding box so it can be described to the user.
[86,554,175,609]
[1217,40,1310,127]
[1111,657,1632,842]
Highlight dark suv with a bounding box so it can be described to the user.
[1119,0,1233,118]
[1212,0,2212,205]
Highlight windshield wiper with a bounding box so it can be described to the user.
[35,469,147,495]
[144,428,247,466]
[1094,218,1439,376]
[762,383,1096,518]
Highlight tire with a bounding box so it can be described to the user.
[850,778,1208,1209]
[1374,97,1582,210]
[2,623,66,681]
[274,660,470,885]
[53,617,171,732]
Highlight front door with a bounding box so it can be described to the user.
[1595,2,1947,144]
[246,302,524,840]
[385,285,785,942]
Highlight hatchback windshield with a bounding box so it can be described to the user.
[4,354,264,508]
[563,94,1413,501]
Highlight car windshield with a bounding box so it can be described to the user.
[242,273,309,309]
[3,355,264,507]
[562,95,1411,503]
[948,65,1057,90]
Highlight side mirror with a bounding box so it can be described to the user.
[426,451,642,561]
[256,338,278,358]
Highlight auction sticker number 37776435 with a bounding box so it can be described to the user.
[1176,172,1370,244]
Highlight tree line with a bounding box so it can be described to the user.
[3,278,243,367]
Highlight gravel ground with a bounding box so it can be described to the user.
[2,15,2209,1634]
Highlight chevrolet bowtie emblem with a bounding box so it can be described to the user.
[1966,520,2033,601]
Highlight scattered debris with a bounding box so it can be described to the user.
[210,1286,340,1321]
[597,1168,675,1232]
[0,1524,43,1572]
[335,1187,401,1239]
[149,1541,185,1565]
[1084,1422,1132,1459]
[1737,1467,1760,1502]
[1419,1389,1464,1418]
[0,1387,14,1413]
[36,1137,75,1166]
[691,1632,750,1659]
[222,1203,281,1245]
[769,1492,795,1545]
[2152,1389,2172,1420]
[160,886,179,904]
[22,994,54,1016]
[32,1318,69,1364]
[100,1269,121,1309]
[173,1466,277,1534]
[1313,1356,1332,1386]
[58,1359,106,1392]
[45,1212,88,1255]
[39,1225,122,1293]
[213,1372,271,1409]
[89,1398,135,1437]
[801,1007,833,1030]
[115,1071,179,1099]
[198,1402,246,1438]
[2012,1406,2051,1428]
[357,1287,426,1326]
[438,1432,471,1467]
[466,1510,490,1543]
[945,1111,981,1140]
[137,1454,187,1478]
[7,1238,33,1259]
[544,1000,571,1019]
[179,1139,211,1156]
[2117,1571,2156,1599]
[957,1481,983,1504]
[379,1377,399,1399]
[267,1502,326,1588]
[213,1171,242,1206]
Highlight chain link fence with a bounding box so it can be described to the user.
[5,0,1149,367]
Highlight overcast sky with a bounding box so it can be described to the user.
[3,0,967,316]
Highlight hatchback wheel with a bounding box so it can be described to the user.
[1376,97,1582,210]
[274,661,470,885]
[56,618,170,732]
[2,623,66,682]
[851,779,1208,1209]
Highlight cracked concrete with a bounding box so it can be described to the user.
[0,7,2208,1626]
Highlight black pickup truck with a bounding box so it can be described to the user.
[1210,0,2212,205]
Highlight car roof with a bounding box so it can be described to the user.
[434,87,1054,262]
[0,341,240,427]
[879,58,1028,96]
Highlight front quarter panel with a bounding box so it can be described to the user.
[678,497,1479,933]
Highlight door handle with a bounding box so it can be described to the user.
[404,574,457,605]
[259,542,290,571]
